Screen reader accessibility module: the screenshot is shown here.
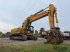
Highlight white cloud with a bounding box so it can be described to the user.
[0,22,17,33]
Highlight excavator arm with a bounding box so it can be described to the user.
[21,4,58,34]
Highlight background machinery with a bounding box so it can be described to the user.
[10,4,63,44]
[62,31,70,40]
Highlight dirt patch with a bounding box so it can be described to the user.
[0,38,70,46]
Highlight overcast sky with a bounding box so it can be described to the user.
[0,0,70,33]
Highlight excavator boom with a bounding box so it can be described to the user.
[22,4,58,32]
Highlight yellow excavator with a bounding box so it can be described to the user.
[10,4,63,44]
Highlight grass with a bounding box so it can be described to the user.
[0,44,70,52]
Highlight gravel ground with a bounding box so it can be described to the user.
[0,38,70,46]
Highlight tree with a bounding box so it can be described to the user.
[5,32,11,37]
[39,28,45,34]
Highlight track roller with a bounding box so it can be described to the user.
[22,35,27,41]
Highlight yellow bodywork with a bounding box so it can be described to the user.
[11,28,21,35]
[11,4,58,35]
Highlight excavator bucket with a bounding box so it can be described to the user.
[46,33,63,44]
[45,27,63,44]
